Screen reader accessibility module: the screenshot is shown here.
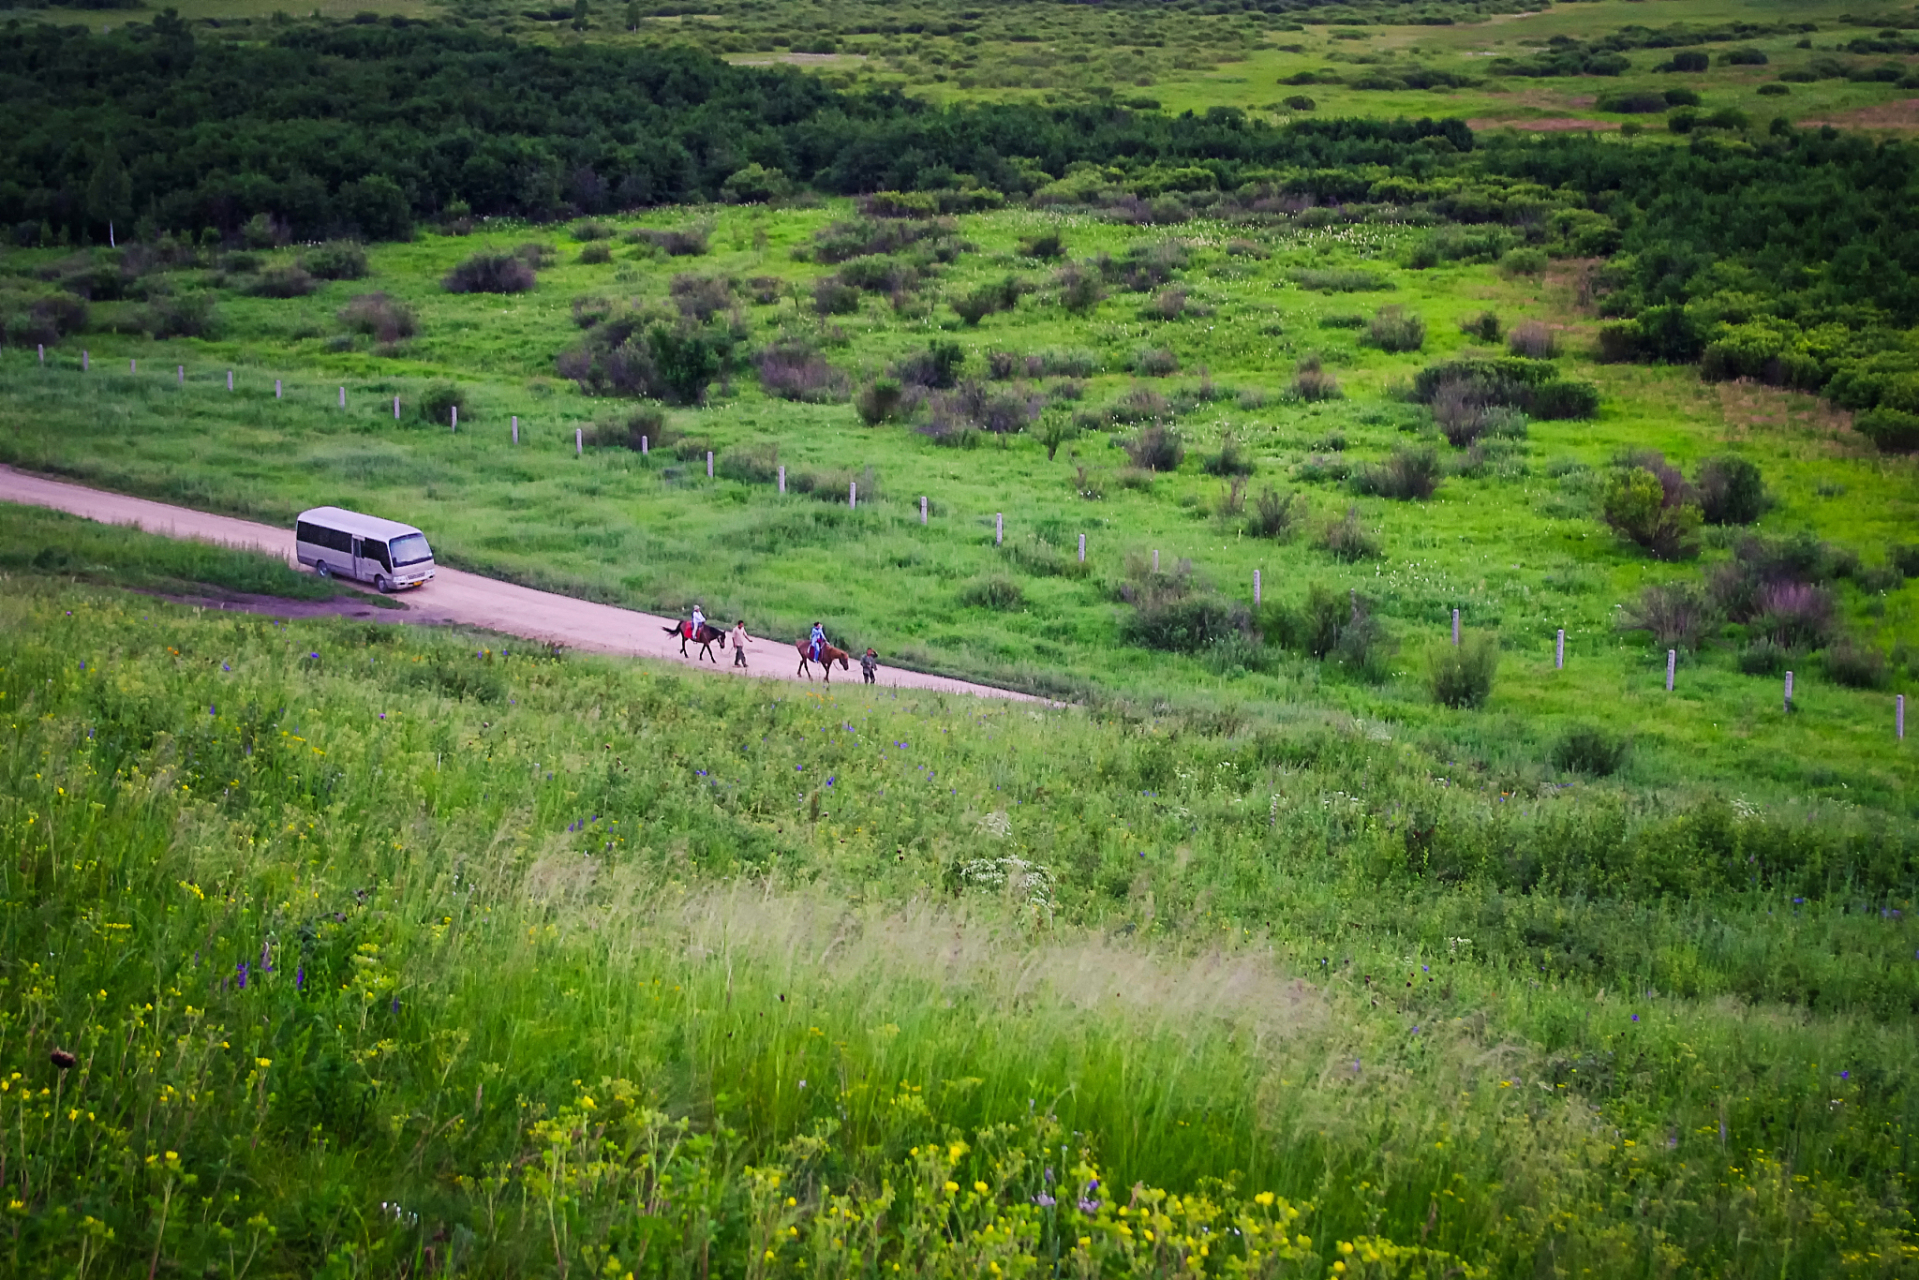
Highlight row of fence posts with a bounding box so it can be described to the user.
[29,350,1913,737]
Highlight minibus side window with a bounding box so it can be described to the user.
[366,540,392,570]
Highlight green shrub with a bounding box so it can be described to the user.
[1428,633,1499,708]
[1601,468,1701,560]
[1355,445,1441,501]
[1723,47,1768,66]
[571,219,614,241]
[1738,638,1794,676]
[716,440,779,482]
[1282,94,1316,111]
[1664,87,1702,107]
[958,575,1025,611]
[417,380,471,427]
[1695,455,1770,525]
[1293,267,1390,293]
[1855,408,1919,452]
[1124,424,1184,472]
[1459,310,1501,342]
[1248,486,1304,539]
[337,291,418,343]
[1757,82,1791,96]
[1368,305,1425,353]
[1122,595,1246,653]
[854,377,910,426]
[1290,355,1342,402]
[1551,723,1630,776]
[1825,638,1890,689]
[244,264,319,298]
[1201,433,1254,477]
[1265,581,1391,677]
[579,242,613,264]
[1506,321,1557,359]
[1498,247,1548,277]
[443,252,536,294]
[300,240,369,280]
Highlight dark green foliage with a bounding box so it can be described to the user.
[1757,82,1791,96]
[1248,486,1304,539]
[0,505,345,601]
[1294,267,1388,293]
[895,342,965,391]
[1201,433,1253,477]
[1601,464,1701,561]
[1367,305,1425,353]
[1411,359,1598,420]
[1122,595,1246,654]
[443,253,535,294]
[417,380,468,427]
[583,407,666,452]
[1354,446,1441,501]
[337,292,418,343]
[716,440,779,483]
[142,292,218,339]
[1289,354,1341,402]
[1737,638,1795,676]
[1428,633,1498,708]
[1264,581,1389,677]
[1694,455,1769,525]
[301,241,369,280]
[1551,724,1630,776]
[1854,408,1919,453]
[1823,639,1889,689]
[1506,321,1557,359]
[244,265,319,298]
[1282,94,1316,111]
[1722,47,1768,66]
[1620,581,1714,649]
[1123,424,1184,472]
[1458,310,1501,343]
[854,378,910,426]
[1666,50,1710,72]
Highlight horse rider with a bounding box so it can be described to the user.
[809,620,826,663]
[690,602,706,640]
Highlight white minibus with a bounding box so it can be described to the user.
[294,506,436,593]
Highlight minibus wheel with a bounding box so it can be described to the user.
[316,563,332,579]
[374,574,392,593]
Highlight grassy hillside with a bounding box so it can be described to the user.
[1,573,1915,1276]
[2,203,1914,815]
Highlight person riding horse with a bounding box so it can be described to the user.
[809,621,827,663]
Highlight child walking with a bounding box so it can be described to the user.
[860,647,879,684]
[732,619,751,668]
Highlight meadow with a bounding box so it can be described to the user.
[2,2,1918,1273]
[1,572,1916,1276]
[1,200,1914,816]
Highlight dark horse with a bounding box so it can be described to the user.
[795,638,851,682]
[663,620,728,663]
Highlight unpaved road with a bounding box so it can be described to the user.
[0,467,1042,702]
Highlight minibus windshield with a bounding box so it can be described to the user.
[388,533,432,566]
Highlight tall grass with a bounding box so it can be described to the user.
[1,586,1915,1276]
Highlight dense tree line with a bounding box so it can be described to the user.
[0,16,1467,243]
[6,15,1919,430]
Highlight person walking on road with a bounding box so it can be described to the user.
[861,647,879,684]
[732,619,751,668]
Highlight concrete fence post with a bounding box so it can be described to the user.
[1254,569,1261,606]
[920,495,927,525]
[176,364,183,386]
[1784,670,1794,713]
[575,427,583,456]
[778,465,786,494]
[1899,694,1907,741]
[1078,533,1086,563]
[1452,608,1461,646]
[393,396,401,420]
[130,359,136,374]
[996,513,1004,545]
[339,386,345,409]
[37,344,44,365]
[227,370,233,391]
[707,450,714,479]
[1666,649,1677,692]
[512,416,519,444]
[640,435,648,456]
[451,405,458,432]
[1556,628,1565,670]
[1153,549,1159,573]
[849,480,857,509]
[82,349,89,371]
[275,379,281,399]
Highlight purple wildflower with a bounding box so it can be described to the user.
[295,965,305,990]
[391,996,400,1014]
[1034,1193,1057,1208]
[236,961,248,990]
[1078,1197,1101,1214]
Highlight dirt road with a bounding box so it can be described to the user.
[0,466,1042,702]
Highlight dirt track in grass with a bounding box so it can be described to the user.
[0,465,1043,701]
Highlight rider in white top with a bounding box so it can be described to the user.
[690,604,705,637]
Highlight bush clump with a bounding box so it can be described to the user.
[1695,454,1770,525]
[582,406,667,452]
[756,340,849,403]
[1551,724,1630,776]
[1367,305,1425,353]
[1124,424,1185,472]
[1428,633,1499,708]
[337,292,419,343]
[1289,354,1342,402]
[1248,486,1305,539]
[1201,433,1254,477]
[1855,408,1919,453]
[1824,638,1889,689]
[1355,445,1441,501]
[444,252,536,294]
[1620,581,1714,650]
[629,223,710,256]
[1601,459,1700,560]
[1264,581,1391,678]
[1506,321,1558,359]
[716,440,779,483]
[245,265,319,298]
[300,241,369,280]
[1459,310,1501,343]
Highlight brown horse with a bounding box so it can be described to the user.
[663,620,728,663]
[796,638,851,682]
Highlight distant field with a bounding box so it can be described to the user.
[26,0,1919,131]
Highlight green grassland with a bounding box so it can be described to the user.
[1,575,1916,1276]
[2,203,1914,816]
[23,0,1919,134]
